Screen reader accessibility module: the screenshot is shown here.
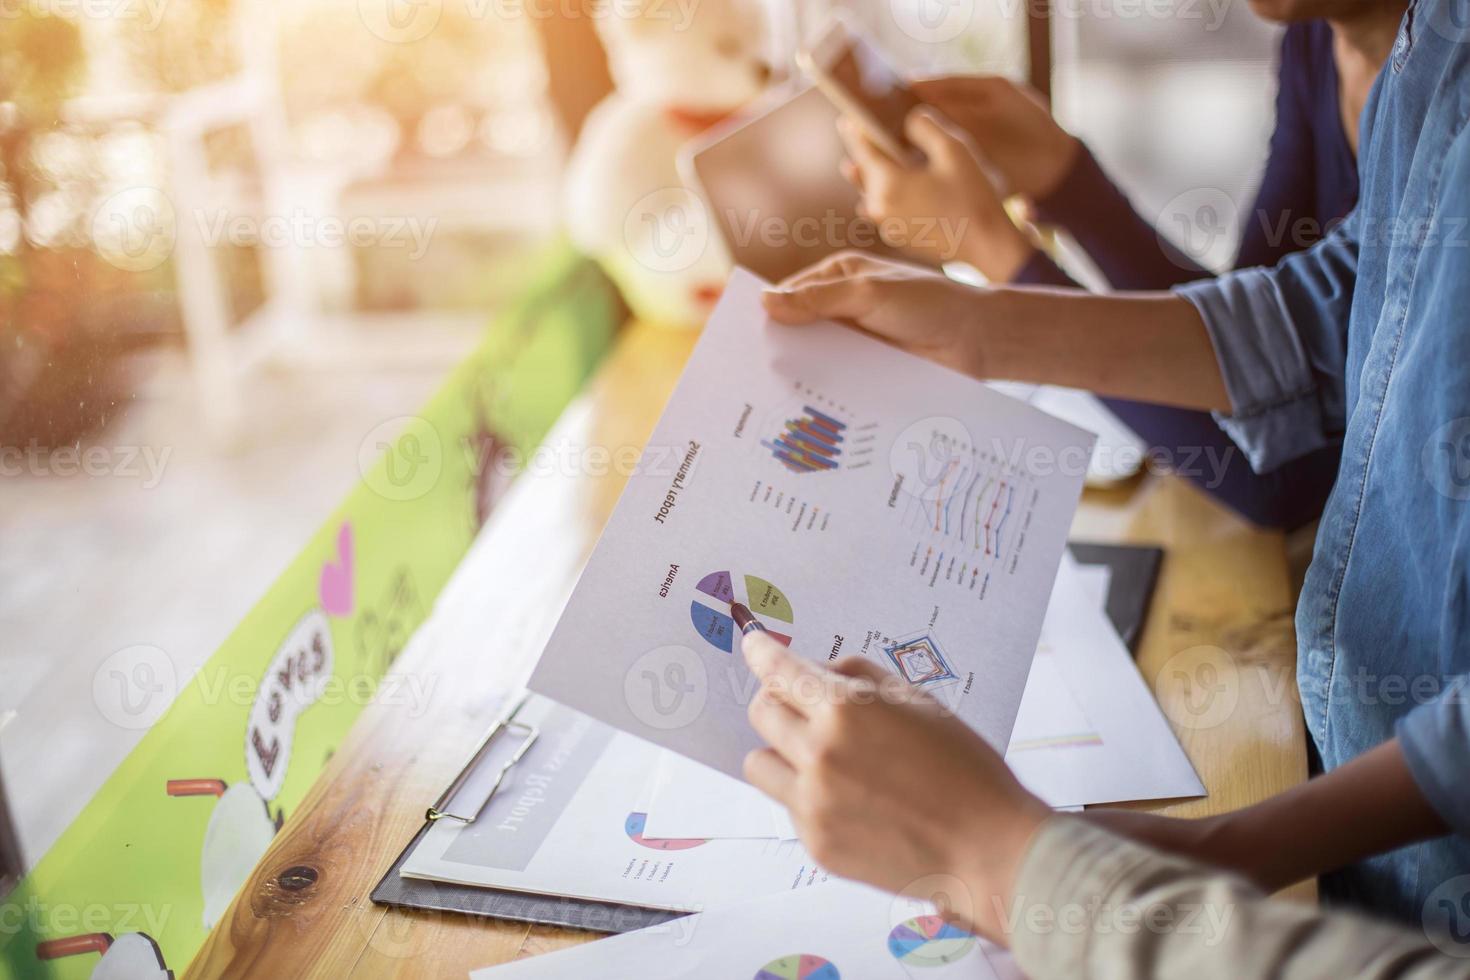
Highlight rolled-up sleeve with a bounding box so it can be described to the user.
[1398,674,1470,838]
[1174,215,1357,474]
[1009,817,1470,980]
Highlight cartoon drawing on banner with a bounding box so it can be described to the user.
[166,779,280,927]
[35,931,172,980]
[354,565,425,679]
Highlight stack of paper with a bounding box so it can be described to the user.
[469,878,1025,980]
[389,270,1201,976]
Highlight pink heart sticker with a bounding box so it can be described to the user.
[319,522,354,617]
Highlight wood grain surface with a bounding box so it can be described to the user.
[186,321,1310,977]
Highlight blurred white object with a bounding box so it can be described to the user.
[562,0,773,328]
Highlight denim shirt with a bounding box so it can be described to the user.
[1178,0,1470,922]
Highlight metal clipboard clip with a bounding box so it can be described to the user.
[425,693,540,825]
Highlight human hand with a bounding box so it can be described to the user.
[911,75,1081,202]
[839,108,1036,281]
[761,251,1001,379]
[740,630,1050,942]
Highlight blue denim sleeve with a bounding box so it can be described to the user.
[1397,675,1470,838]
[1173,213,1357,474]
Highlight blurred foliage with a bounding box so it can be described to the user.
[116,0,239,93]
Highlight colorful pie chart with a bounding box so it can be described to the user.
[689,570,794,652]
[887,915,977,967]
[754,953,841,979]
[624,812,707,850]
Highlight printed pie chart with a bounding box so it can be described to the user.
[689,570,794,652]
[624,812,708,850]
[887,915,977,967]
[754,954,841,980]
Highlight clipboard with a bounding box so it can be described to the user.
[1068,542,1164,656]
[370,694,684,934]
[372,544,1161,931]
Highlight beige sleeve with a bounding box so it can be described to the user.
[1007,817,1470,980]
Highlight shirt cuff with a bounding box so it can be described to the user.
[1007,817,1164,975]
[1175,269,1329,474]
[1396,675,1470,838]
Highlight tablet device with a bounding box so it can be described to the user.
[679,83,907,283]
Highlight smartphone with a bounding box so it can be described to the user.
[797,18,925,165]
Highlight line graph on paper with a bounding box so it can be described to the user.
[891,423,1041,594]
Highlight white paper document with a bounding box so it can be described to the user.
[529,269,1095,777]
[641,558,1198,838]
[400,695,827,911]
[470,877,1020,980]
[643,751,797,840]
[1006,557,1204,808]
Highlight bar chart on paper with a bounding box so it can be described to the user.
[760,387,877,476]
[689,570,796,651]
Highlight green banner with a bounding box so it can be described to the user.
[0,244,622,980]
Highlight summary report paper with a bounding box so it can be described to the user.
[530,269,1096,777]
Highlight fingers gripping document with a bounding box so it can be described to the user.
[529,268,1096,777]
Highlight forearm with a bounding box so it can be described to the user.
[978,286,1231,413]
[1215,738,1449,892]
[1084,739,1450,893]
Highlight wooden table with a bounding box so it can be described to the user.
[186,321,1310,978]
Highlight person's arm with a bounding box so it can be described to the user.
[765,206,1358,475]
[909,75,1208,289]
[1011,817,1470,980]
[1082,736,1449,892]
[738,632,1470,979]
[761,252,1230,411]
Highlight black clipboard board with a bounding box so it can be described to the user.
[372,543,1163,932]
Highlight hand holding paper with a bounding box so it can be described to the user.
[530,268,1094,777]
[741,631,1050,942]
